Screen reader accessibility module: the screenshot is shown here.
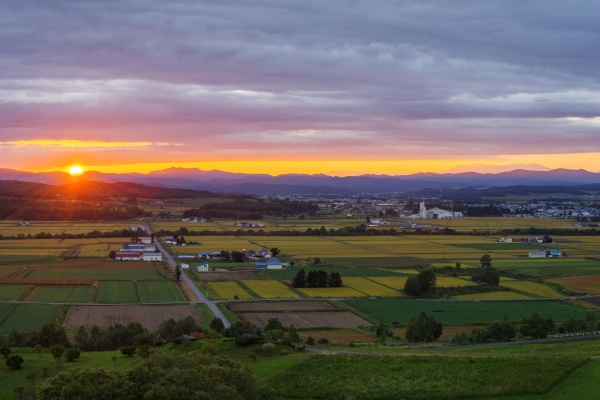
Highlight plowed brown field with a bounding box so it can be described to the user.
[238,311,369,329]
[66,305,201,331]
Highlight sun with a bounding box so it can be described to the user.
[68,165,84,176]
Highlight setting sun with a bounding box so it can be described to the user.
[68,165,83,176]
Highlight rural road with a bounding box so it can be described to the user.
[145,224,231,328]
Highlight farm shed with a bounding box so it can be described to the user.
[142,252,163,261]
[115,251,141,261]
[197,262,209,272]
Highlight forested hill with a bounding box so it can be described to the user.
[0,180,248,200]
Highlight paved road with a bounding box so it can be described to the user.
[145,224,231,328]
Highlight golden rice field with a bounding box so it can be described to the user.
[500,281,564,298]
[548,275,600,294]
[297,287,365,298]
[208,281,253,300]
[342,277,402,297]
[452,291,531,300]
[436,277,477,287]
[241,280,299,298]
[367,276,408,290]
[167,236,256,254]
[433,217,581,232]
[0,221,136,236]
[243,237,386,258]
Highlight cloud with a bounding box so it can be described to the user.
[0,0,599,167]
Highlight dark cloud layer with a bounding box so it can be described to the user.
[0,0,599,162]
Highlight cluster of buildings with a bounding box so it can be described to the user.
[114,236,163,261]
[528,248,563,258]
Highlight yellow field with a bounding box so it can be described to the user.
[500,281,564,298]
[367,276,408,290]
[0,221,136,236]
[208,282,253,300]
[297,287,365,298]
[436,277,477,288]
[242,237,385,258]
[453,291,531,300]
[241,280,299,298]
[547,276,600,294]
[167,236,256,254]
[342,277,402,297]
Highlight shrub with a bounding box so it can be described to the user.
[6,354,24,370]
[65,349,81,362]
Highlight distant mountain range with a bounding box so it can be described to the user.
[2,167,600,196]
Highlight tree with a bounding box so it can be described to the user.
[265,318,284,332]
[270,247,280,257]
[471,266,500,286]
[480,254,492,267]
[292,269,306,288]
[313,257,321,265]
[6,354,24,370]
[231,250,245,262]
[65,348,81,362]
[287,325,301,344]
[328,272,343,287]
[543,235,553,243]
[0,346,11,358]
[210,317,225,334]
[486,318,516,342]
[120,345,136,357]
[405,312,443,343]
[175,265,182,282]
[416,268,436,295]
[317,270,328,288]
[75,326,92,351]
[403,275,422,296]
[108,250,117,259]
[306,270,319,288]
[50,345,65,366]
[519,313,555,339]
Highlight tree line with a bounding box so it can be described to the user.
[182,198,320,220]
[291,269,343,288]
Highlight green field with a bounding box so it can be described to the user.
[0,304,59,333]
[494,260,600,277]
[136,281,184,302]
[26,286,95,302]
[97,281,138,303]
[344,299,600,325]
[268,354,585,400]
[26,267,166,280]
[0,284,30,300]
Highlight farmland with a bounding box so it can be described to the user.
[500,281,564,298]
[0,304,59,333]
[137,281,185,303]
[96,281,138,303]
[238,311,370,329]
[344,299,600,325]
[241,279,299,298]
[208,281,253,300]
[342,277,402,297]
[549,275,600,294]
[0,284,30,300]
[26,286,95,302]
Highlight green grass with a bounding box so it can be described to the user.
[0,304,59,333]
[96,281,138,303]
[0,284,30,300]
[0,255,63,265]
[494,260,600,277]
[344,299,600,325]
[26,286,95,303]
[0,347,138,400]
[136,281,184,303]
[267,354,585,400]
[27,267,164,280]
[195,304,215,328]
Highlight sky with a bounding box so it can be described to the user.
[1,0,599,176]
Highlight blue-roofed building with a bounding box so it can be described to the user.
[254,257,283,270]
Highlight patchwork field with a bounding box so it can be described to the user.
[500,281,564,298]
[137,281,185,302]
[342,277,402,297]
[228,301,337,312]
[208,281,253,300]
[96,281,138,303]
[297,287,365,298]
[26,286,95,303]
[0,284,30,300]
[0,304,59,333]
[344,299,600,325]
[452,291,531,300]
[549,275,600,294]
[241,280,299,298]
[197,271,261,281]
[238,311,370,329]
[0,221,136,236]
[65,305,201,331]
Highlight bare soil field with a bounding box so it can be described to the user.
[66,305,201,331]
[237,311,369,329]
[197,272,261,281]
[579,296,600,308]
[228,301,336,312]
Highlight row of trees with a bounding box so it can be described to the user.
[291,269,343,288]
[182,198,319,220]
